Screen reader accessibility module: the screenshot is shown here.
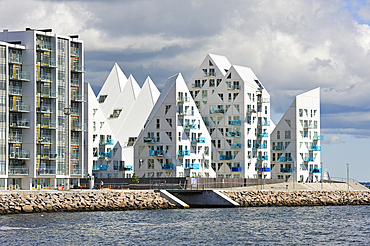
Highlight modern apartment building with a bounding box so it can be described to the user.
[270,88,322,182]
[0,28,85,190]
[188,54,272,179]
[134,73,216,178]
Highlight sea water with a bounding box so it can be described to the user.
[0,205,370,245]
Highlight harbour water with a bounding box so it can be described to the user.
[1,205,370,245]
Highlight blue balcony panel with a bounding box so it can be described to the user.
[149,150,165,157]
[313,135,324,141]
[309,168,321,173]
[210,108,225,114]
[185,163,199,169]
[257,155,269,161]
[227,131,241,137]
[280,157,292,162]
[258,167,271,172]
[231,167,241,172]
[229,120,241,125]
[281,168,293,173]
[162,163,174,169]
[220,155,233,160]
[230,143,241,149]
[309,146,321,151]
[177,150,190,156]
[274,146,285,151]
[303,157,315,162]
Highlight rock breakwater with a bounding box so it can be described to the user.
[223,190,370,207]
[0,190,176,215]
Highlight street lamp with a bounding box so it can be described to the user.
[64,106,71,187]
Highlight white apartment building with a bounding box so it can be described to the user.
[270,88,322,182]
[188,54,272,179]
[85,64,160,179]
[0,28,85,190]
[134,73,215,178]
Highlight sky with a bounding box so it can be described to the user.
[1,0,370,181]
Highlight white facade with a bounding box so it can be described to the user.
[0,28,85,190]
[270,88,321,183]
[134,73,216,178]
[188,54,272,179]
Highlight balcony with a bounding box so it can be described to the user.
[280,157,292,162]
[246,109,256,115]
[71,123,86,132]
[37,105,53,113]
[204,120,210,126]
[37,135,53,144]
[178,110,194,116]
[281,168,293,173]
[204,72,216,77]
[37,40,52,51]
[71,48,79,57]
[161,163,174,170]
[39,152,57,160]
[9,150,30,159]
[9,86,22,96]
[184,123,197,130]
[309,168,321,173]
[257,132,268,138]
[71,137,80,145]
[274,146,285,151]
[227,131,241,137]
[210,108,225,114]
[303,123,317,129]
[229,120,241,125]
[9,71,30,81]
[177,97,190,103]
[38,89,57,98]
[227,85,240,90]
[177,150,190,156]
[313,135,324,141]
[309,146,321,151]
[8,167,29,175]
[257,155,269,161]
[192,83,202,88]
[191,137,206,144]
[71,154,79,160]
[253,143,267,149]
[71,94,85,102]
[40,120,57,129]
[231,167,241,172]
[257,121,270,127]
[39,58,57,68]
[9,53,22,64]
[119,165,133,171]
[98,152,111,158]
[71,78,79,86]
[220,155,233,160]
[37,73,52,82]
[257,98,270,104]
[185,163,199,169]
[9,119,30,128]
[303,157,315,162]
[230,143,241,149]
[71,167,82,175]
[99,139,114,145]
[8,134,22,143]
[37,166,56,175]
[71,107,80,116]
[10,103,30,113]
[71,64,85,73]
[257,167,271,172]
[149,150,164,157]
[143,137,156,143]
[93,164,107,171]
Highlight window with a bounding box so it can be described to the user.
[202,90,207,98]
[93,147,97,157]
[209,79,215,87]
[265,106,268,115]
[127,137,137,146]
[93,122,96,131]
[299,109,303,117]
[148,159,154,169]
[93,108,98,116]
[285,131,291,139]
[216,79,222,86]
[156,119,160,129]
[166,118,172,127]
[218,93,224,101]
[98,95,107,103]
[165,105,171,114]
[111,109,121,118]
[277,131,280,139]
[148,172,154,178]
[93,134,97,142]
[100,122,104,130]
[166,132,172,141]
[113,161,118,170]
[139,159,144,168]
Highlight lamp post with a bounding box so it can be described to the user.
[321,161,323,190]
[347,163,349,190]
[292,160,295,190]
[64,106,71,188]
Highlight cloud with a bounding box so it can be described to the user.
[322,134,345,144]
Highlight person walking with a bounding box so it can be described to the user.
[101,180,104,189]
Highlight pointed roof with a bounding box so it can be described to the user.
[208,53,231,76]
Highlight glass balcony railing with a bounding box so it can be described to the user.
[210,108,225,114]
[149,150,164,157]
[303,157,315,162]
[161,163,174,170]
[281,168,293,173]
[9,53,22,64]
[39,58,57,67]
[37,135,53,144]
[71,107,80,116]
[8,134,22,143]
[257,155,269,161]
[92,164,107,171]
[309,146,321,151]
[37,73,52,82]
[38,89,57,98]
[71,78,79,86]
[37,166,56,175]
[227,131,241,137]
[143,137,156,143]
[40,120,57,129]
[309,168,321,173]
[8,167,29,175]
[9,150,30,159]
[220,155,233,160]
[9,86,22,96]
[257,132,268,138]
[9,119,30,128]
[98,152,111,158]
[71,167,82,175]
[37,105,53,113]
[191,137,206,144]
[257,98,270,104]
[71,154,79,160]
[227,85,240,90]
[178,110,194,116]
[253,143,267,149]
[99,139,114,145]
[231,167,241,172]
[185,163,199,169]
[313,135,324,141]
[177,150,190,156]
[71,123,86,131]
[71,94,85,102]
[71,137,80,145]
[184,123,197,130]
[280,157,292,162]
[37,40,52,51]
[204,72,216,77]
[177,97,190,103]
[257,121,270,126]
[10,103,30,112]
[257,167,271,172]
[230,143,241,149]
[71,64,85,73]
[39,152,57,160]
[274,146,285,151]
[9,71,30,81]
[192,83,202,88]
[71,48,79,57]
[119,165,133,171]
[229,120,241,125]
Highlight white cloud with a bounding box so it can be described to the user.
[322,135,345,144]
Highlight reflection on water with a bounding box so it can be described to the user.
[1,206,370,245]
